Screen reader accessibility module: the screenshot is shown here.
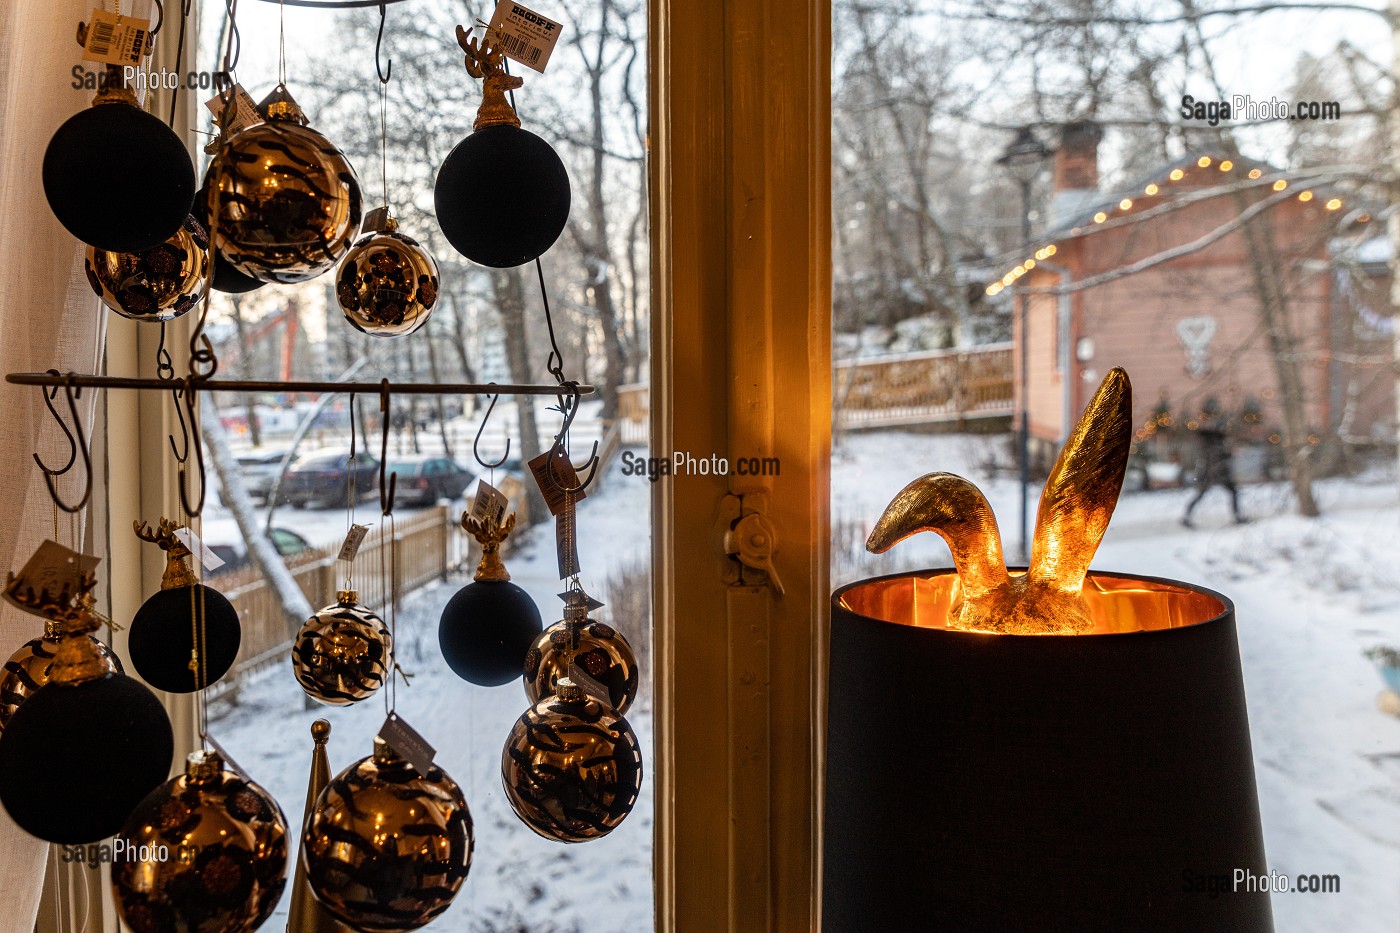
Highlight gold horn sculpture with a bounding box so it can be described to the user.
[287,719,350,933]
[866,366,1132,635]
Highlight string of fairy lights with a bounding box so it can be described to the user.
[985,153,1366,298]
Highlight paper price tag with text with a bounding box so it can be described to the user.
[470,481,509,527]
[487,0,563,73]
[202,734,249,779]
[378,713,437,776]
[82,8,149,67]
[567,661,612,708]
[3,541,102,618]
[338,524,371,562]
[204,84,261,136]
[528,446,587,516]
[172,527,225,572]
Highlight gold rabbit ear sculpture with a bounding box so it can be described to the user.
[867,367,1132,635]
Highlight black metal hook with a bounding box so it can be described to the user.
[545,382,600,495]
[156,321,175,381]
[375,1,392,83]
[168,385,190,464]
[149,0,165,38]
[34,374,93,514]
[379,380,396,515]
[175,379,207,517]
[472,387,510,471]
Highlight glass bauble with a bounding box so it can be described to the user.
[113,750,288,933]
[84,214,209,322]
[336,210,439,337]
[209,85,361,283]
[0,622,122,735]
[524,618,638,714]
[303,738,473,931]
[502,679,642,842]
[292,590,391,705]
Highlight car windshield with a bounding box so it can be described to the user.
[298,454,345,469]
[387,461,425,476]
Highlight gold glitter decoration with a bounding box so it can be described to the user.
[865,367,1132,635]
[85,214,209,321]
[335,210,439,337]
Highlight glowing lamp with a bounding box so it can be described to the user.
[825,369,1272,931]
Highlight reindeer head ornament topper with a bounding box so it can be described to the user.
[866,367,1132,634]
[456,26,524,131]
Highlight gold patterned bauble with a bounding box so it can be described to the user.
[113,749,288,933]
[303,738,474,932]
[336,207,439,337]
[0,621,121,735]
[502,678,643,843]
[84,214,210,321]
[210,84,361,284]
[293,590,391,706]
[524,615,639,715]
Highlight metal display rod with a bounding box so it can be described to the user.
[6,372,593,397]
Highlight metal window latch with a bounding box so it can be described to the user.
[717,492,785,596]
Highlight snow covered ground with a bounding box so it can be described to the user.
[211,428,1399,932]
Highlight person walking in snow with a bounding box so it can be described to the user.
[1182,397,1247,528]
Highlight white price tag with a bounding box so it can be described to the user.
[486,0,563,73]
[567,659,612,708]
[204,84,261,137]
[82,8,149,67]
[470,481,509,527]
[338,524,371,562]
[172,527,224,571]
[3,541,101,618]
[378,713,437,776]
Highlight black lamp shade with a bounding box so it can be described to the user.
[0,673,174,843]
[826,569,1273,932]
[434,124,570,268]
[128,584,241,693]
[438,580,543,687]
[43,103,195,254]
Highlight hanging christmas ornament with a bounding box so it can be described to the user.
[128,519,241,693]
[336,207,439,336]
[44,48,195,254]
[502,676,643,842]
[84,214,210,321]
[302,736,474,931]
[0,618,122,736]
[0,583,173,843]
[293,590,392,705]
[194,178,266,295]
[210,85,362,283]
[113,749,289,933]
[439,510,542,686]
[524,589,638,714]
[434,27,569,268]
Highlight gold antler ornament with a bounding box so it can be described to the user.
[133,518,198,590]
[867,367,1132,635]
[455,25,524,130]
[462,511,516,582]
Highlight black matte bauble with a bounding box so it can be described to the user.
[434,124,570,268]
[0,673,174,843]
[438,580,543,687]
[193,181,266,294]
[43,103,195,253]
[129,585,241,693]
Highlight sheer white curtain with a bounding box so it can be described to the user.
[0,0,151,924]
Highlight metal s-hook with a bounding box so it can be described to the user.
[472,387,510,471]
[168,385,190,464]
[545,382,600,495]
[378,380,396,515]
[175,379,207,517]
[34,373,93,514]
[375,1,391,83]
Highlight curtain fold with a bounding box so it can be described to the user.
[0,0,129,924]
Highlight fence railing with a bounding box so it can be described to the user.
[833,343,1014,429]
[616,383,648,446]
[207,506,458,700]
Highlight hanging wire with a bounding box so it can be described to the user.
[166,0,193,126]
[278,0,288,86]
[378,380,396,515]
[344,394,360,592]
[221,0,242,75]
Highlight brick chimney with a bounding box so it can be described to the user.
[1049,121,1102,225]
[1054,121,1101,191]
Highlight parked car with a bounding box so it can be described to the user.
[217,448,297,506]
[387,455,475,506]
[204,525,313,573]
[282,450,380,508]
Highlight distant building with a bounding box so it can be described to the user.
[991,122,1392,464]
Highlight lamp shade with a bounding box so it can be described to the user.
[826,568,1273,932]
